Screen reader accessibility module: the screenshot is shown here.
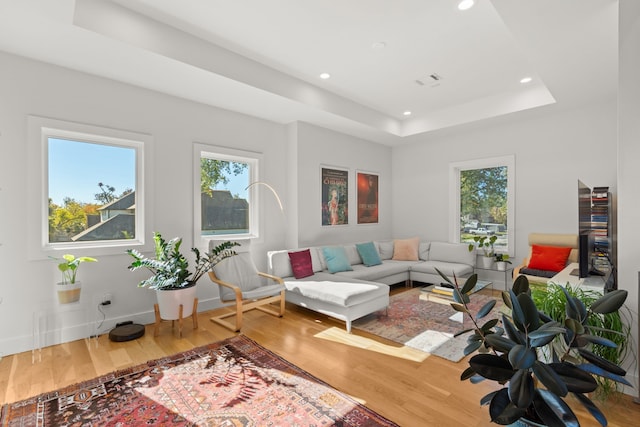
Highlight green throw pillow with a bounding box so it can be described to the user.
[356,242,382,266]
[322,246,353,273]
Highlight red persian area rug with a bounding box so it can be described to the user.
[1,335,398,427]
[353,288,503,362]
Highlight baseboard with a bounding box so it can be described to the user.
[0,297,225,357]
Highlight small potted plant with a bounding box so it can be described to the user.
[53,254,98,304]
[494,253,512,271]
[126,232,238,320]
[468,235,497,268]
[436,269,630,426]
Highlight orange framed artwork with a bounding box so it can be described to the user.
[357,171,378,224]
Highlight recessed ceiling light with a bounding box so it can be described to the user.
[520,77,533,84]
[319,73,331,79]
[403,111,412,116]
[371,41,386,49]
[458,0,475,11]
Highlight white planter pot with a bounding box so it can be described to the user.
[57,281,81,304]
[480,256,494,269]
[496,261,507,271]
[155,285,197,320]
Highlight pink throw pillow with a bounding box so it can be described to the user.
[288,249,314,279]
[392,237,420,261]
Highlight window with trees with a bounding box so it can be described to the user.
[449,156,515,254]
[194,144,259,244]
[48,139,136,243]
[28,116,148,257]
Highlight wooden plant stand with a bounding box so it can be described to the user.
[153,298,199,338]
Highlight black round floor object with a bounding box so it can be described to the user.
[109,323,145,342]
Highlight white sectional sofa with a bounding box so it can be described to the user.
[267,239,474,332]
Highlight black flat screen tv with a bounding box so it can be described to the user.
[577,180,594,278]
[578,231,594,278]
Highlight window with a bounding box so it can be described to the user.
[449,156,515,254]
[48,138,136,243]
[28,116,150,258]
[194,144,260,245]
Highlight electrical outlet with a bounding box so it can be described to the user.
[101,293,112,306]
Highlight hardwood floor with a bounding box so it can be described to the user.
[2,289,639,426]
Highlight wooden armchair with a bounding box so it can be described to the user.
[514,233,578,283]
[209,251,285,332]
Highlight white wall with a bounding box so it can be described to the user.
[391,101,618,269]
[289,122,393,247]
[617,0,640,393]
[0,52,288,355]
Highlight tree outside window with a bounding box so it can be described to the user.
[199,155,251,236]
[48,138,136,243]
[460,166,508,250]
[451,156,514,254]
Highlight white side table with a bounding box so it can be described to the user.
[32,302,90,363]
[474,265,513,290]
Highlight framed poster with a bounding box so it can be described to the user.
[357,171,379,224]
[321,167,348,226]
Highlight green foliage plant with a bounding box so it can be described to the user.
[469,235,498,257]
[494,253,512,264]
[126,232,238,290]
[531,282,631,399]
[53,254,98,284]
[436,269,631,426]
[200,159,248,196]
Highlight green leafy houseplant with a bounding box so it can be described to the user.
[469,235,498,257]
[531,282,631,399]
[126,232,238,290]
[53,254,98,284]
[494,253,512,264]
[436,269,631,426]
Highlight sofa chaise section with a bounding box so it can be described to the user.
[268,249,390,332]
[283,273,390,332]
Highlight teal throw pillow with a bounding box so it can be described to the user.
[322,246,353,273]
[356,242,382,266]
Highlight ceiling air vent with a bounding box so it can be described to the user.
[416,73,443,87]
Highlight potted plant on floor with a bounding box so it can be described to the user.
[494,253,512,271]
[469,235,497,268]
[53,254,98,304]
[531,282,631,400]
[126,232,238,320]
[437,270,631,426]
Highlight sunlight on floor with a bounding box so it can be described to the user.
[314,327,428,363]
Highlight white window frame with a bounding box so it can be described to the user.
[449,155,515,255]
[27,116,153,259]
[193,143,261,248]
